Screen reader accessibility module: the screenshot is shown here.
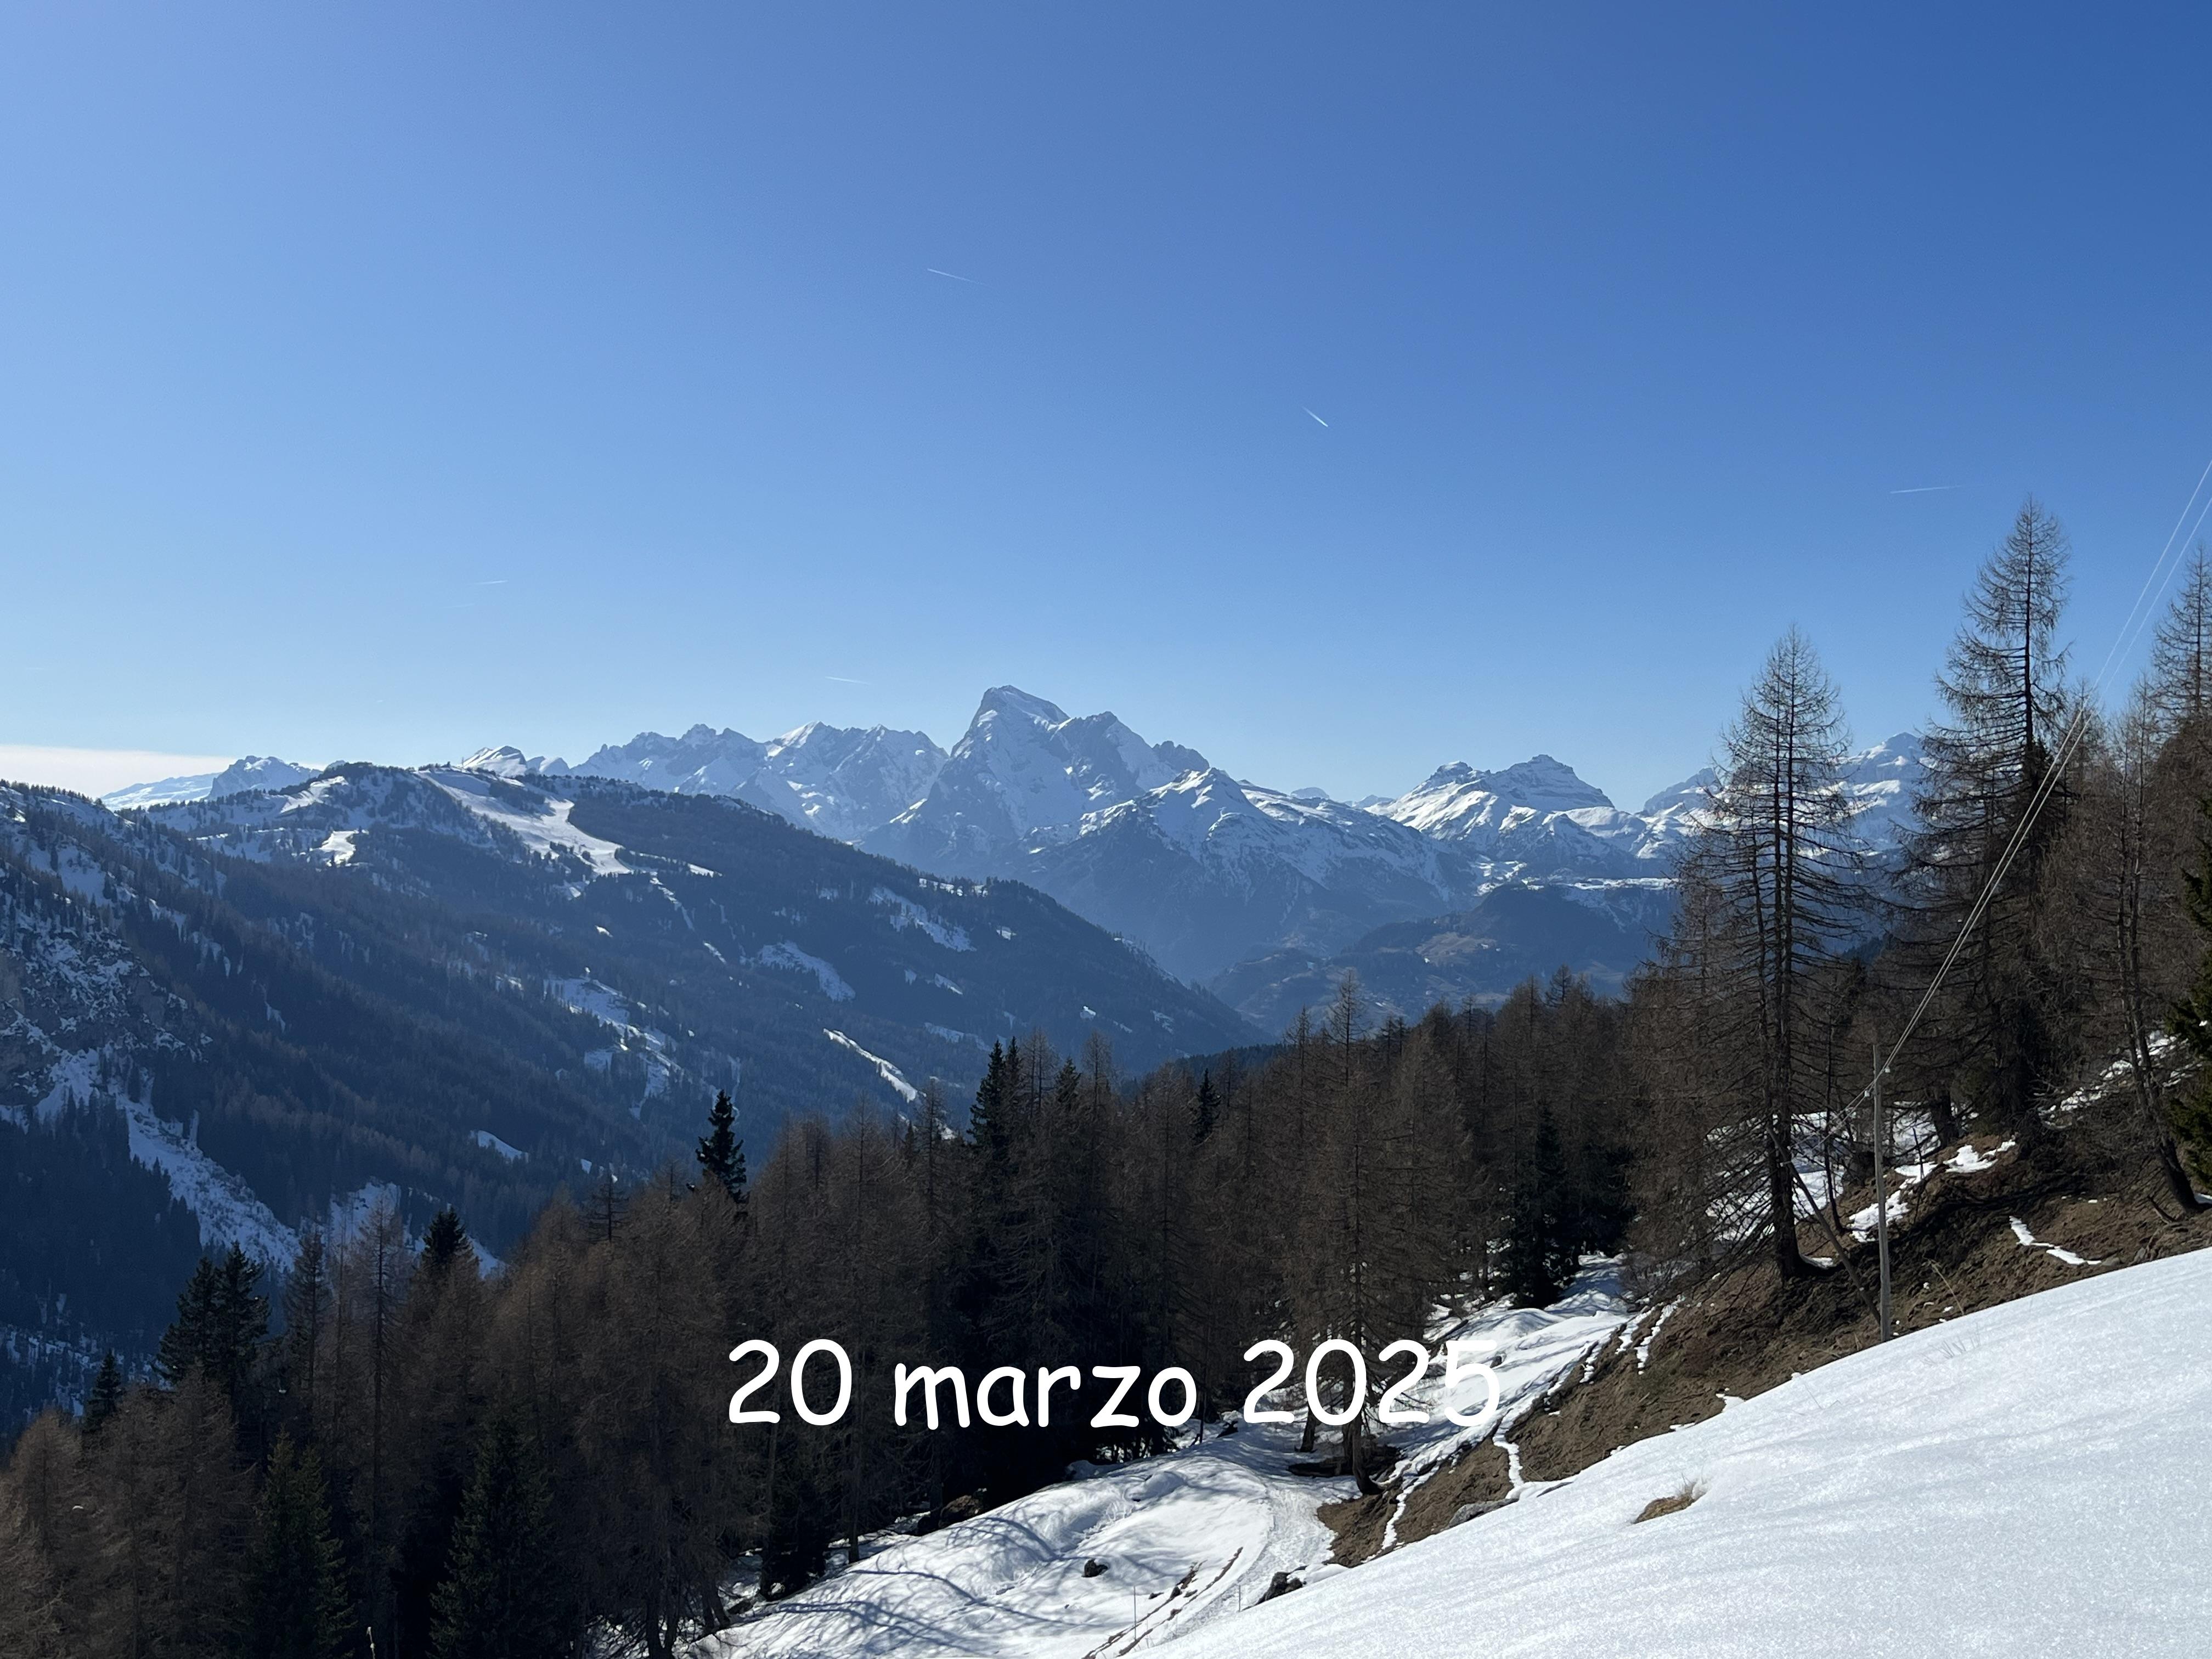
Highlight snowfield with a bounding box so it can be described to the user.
[697,1249,2210,1657]
[1169,1248,2212,1659]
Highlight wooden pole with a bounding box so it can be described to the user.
[1874,1037,1893,1341]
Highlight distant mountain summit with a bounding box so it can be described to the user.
[449,721,951,845]
[102,754,317,810]
[864,687,1207,874]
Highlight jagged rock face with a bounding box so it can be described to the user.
[864,687,1207,875]
[529,721,950,845]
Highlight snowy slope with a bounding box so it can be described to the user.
[1167,1246,2212,1659]
[697,1267,1630,1659]
[550,723,949,843]
[1015,769,1479,984]
[101,754,315,809]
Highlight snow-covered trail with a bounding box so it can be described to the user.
[696,1418,1336,1658]
[1168,1246,2212,1659]
[696,1269,1630,1658]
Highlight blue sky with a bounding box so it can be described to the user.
[5,4,2209,806]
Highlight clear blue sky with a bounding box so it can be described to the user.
[5,4,2209,807]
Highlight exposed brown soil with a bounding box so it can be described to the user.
[1324,1124,2212,1567]
[1321,1440,1510,1563]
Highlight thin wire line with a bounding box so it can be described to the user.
[1857,453,2212,1096]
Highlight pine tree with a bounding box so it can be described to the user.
[430,1415,568,1659]
[1702,627,1861,1279]
[282,1233,330,1425]
[236,1436,352,1659]
[156,1255,221,1387]
[1190,1071,1221,1144]
[1907,499,2077,1136]
[1499,1107,1575,1306]
[82,1351,124,1436]
[589,1170,628,1242]
[157,1246,272,1408]
[421,1207,471,1278]
[2147,546,2212,736]
[696,1090,747,1207]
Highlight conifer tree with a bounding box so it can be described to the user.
[236,1435,351,1659]
[1907,499,2077,1136]
[156,1255,221,1387]
[431,1414,568,1659]
[282,1234,330,1427]
[421,1207,470,1277]
[1499,1107,1575,1306]
[1701,628,1861,1278]
[2148,546,2212,735]
[82,1351,123,1436]
[696,1089,747,1207]
[1191,1071,1221,1144]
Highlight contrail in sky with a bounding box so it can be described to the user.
[1304,409,1329,427]
[825,675,871,685]
[1889,485,1956,494]
[473,579,508,586]
[927,268,978,284]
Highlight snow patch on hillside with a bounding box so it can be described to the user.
[823,1029,919,1103]
[869,887,972,951]
[759,942,855,1002]
[118,1087,299,1264]
[427,770,633,877]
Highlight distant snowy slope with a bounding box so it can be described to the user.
[1167,1247,2212,1659]
[103,754,315,809]
[479,721,951,844]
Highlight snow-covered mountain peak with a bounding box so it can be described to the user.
[969,684,1074,730]
[875,686,1214,869]
[103,755,318,810]
[1477,754,1613,811]
[456,746,546,779]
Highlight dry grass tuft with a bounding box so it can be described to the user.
[1634,1481,1704,1523]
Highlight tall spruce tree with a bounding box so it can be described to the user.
[696,1089,748,1207]
[430,1415,568,1659]
[82,1351,123,1436]
[236,1436,352,1659]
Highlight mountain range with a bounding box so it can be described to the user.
[108,689,1925,1022]
[418,687,1927,1019]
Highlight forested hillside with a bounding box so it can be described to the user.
[4,507,2211,1659]
[0,768,1251,1431]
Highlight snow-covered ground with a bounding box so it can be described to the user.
[1168,1247,2212,1659]
[696,1250,2211,1656]
[695,1269,1630,1658]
